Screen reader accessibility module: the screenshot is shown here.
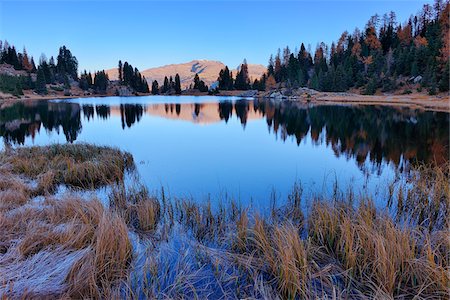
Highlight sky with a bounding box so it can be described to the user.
[0,0,433,72]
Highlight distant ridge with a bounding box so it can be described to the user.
[106,60,266,88]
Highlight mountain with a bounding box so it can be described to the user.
[106,60,266,88]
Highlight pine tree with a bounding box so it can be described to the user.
[93,70,109,94]
[174,73,182,94]
[162,76,169,93]
[193,73,200,89]
[79,70,90,91]
[30,57,37,72]
[218,66,233,90]
[56,45,78,80]
[35,67,47,94]
[234,60,250,90]
[151,80,159,95]
[118,60,123,83]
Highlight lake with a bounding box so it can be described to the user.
[0,96,448,208]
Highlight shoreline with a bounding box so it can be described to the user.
[1,90,448,113]
[0,144,448,298]
[298,94,449,113]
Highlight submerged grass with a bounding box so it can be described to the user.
[0,144,448,299]
[0,143,134,194]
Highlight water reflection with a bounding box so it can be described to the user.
[0,99,448,170]
[0,101,82,144]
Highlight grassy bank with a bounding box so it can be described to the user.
[0,144,448,299]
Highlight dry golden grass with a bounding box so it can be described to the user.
[133,199,160,232]
[109,184,161,232]
[0,143,134,194]
[0,145,448,299]
[0,144,134,299]
[395,163,449,230]
[308,199,449,298]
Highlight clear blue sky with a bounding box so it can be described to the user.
[0,1,432,72]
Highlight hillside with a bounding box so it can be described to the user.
[106,60,266,88]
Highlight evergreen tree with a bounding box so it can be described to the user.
[174,73,182,94]
[63,73,71,90]
[30,57,37,72]
[257,2,450,94]
[118,60,123,83]
[119,60,149,93]
[93,70,109,94]
[193,73,200,89]
[234,60,250,90]
[218,66,233,90]
[79,70,90,90]
[162,76,169,93]
[151,80,159,95]
[56,46,78,80]
[193,73,208,92]
[35,67,47,94]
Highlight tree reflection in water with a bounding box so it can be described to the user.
[0,99,448,169]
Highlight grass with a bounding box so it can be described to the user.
[0,144,133,298]
[0,144,448,299]
[0,143,134,194]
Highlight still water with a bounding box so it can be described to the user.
[0,96,448,207]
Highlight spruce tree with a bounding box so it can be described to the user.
[162,76,169,93]
[175,74,182,94]
[118,60,123,83]
[35,67,47,94]
[234,60,250,90]
[218,66,233,90]
[151,80,159,95]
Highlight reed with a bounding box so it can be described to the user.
[1,145,448,299]
[0,143,134,194]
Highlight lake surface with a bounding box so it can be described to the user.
[1,96,448,208]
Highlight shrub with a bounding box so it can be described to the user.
[0,74,23,96]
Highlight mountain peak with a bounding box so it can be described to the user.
[106,60,266,88]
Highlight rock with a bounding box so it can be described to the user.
[238,90,258,97]
[281,88,293,96]
[413,75,423,84]
[297,87,319,96]
[117,86,133,97]
[270,91,283,99]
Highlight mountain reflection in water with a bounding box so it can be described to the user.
[2,98,447,169]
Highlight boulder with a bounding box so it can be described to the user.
[117,86,133,97]
[270,91,283,99]
[413,75,423,84]
[238,90,258,97]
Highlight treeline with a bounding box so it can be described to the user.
[79,70,109,94]
[0,43,111,95]
[216,59,266,92]
[0,42,36,72]
[258,1,449,95]
[153,74,182,95]
[118,60,149,93]
[150,73,209,95]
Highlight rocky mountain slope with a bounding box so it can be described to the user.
[106,60,266,88]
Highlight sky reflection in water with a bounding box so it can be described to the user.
[0,96,448,209]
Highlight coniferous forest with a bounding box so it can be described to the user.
[0,1,448,97]
[0,2,449,299]
[217,1,449,94]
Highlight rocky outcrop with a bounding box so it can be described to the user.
[0,64,35,80]
[238,90,258,97]
[116,86,133,97]
[259,87,320,100]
